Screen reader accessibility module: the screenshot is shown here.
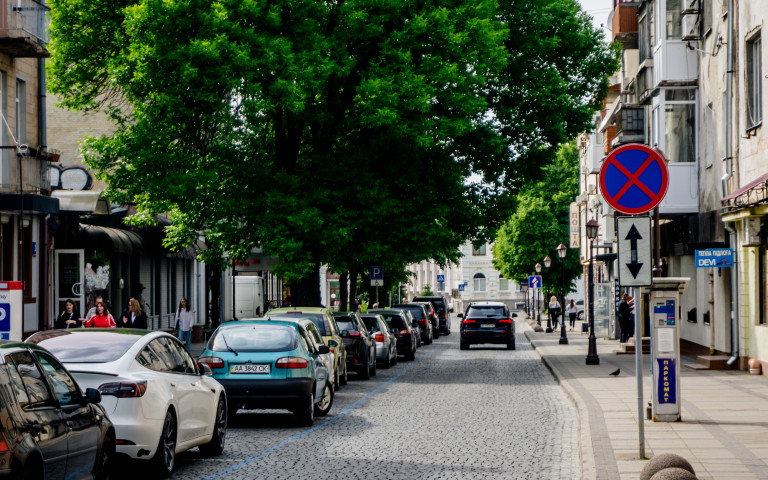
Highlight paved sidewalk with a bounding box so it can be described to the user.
[518,312,768,480]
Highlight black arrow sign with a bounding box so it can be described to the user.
[625,224,644,278]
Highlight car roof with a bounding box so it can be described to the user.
[468,301,507,307]
[412,296,444,300]
[219,319,298,328]
[268,307,331,314]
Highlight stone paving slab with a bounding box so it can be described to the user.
[519,313,768,480]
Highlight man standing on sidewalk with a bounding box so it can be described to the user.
[618,293,631,343]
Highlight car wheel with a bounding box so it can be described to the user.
[407,348,416,361]
[314,382,334,417]
[199,396,227,456]
[334,368,340,391]
[460,340,469,350]
[20,458,43,480]
[370,350,377,377]
[507,338,516,350]
[339,364,348,386]
[152,410,177,478]
[433,327,440,339]
[95,433,115,480]
[578,311,584,320]
[358,351,371,380]
[297,391,314,427]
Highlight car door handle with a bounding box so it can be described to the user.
[66,421,74,431]
[29,422,42,436]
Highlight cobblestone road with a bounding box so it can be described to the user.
[134,323,579,479]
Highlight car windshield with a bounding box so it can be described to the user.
[269,312,328,335]
[466,306,506,318]
[335,320,356,332]
[26,330,141,363]
[360,317,380,331]
[210,325,296,352]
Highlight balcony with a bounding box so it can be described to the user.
[611,2,638,49]
[0,0,50,58]
[0,148,53,195]
[614,106,645,145]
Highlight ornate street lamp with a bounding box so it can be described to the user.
[557,243,568,345]
[586,219,600,365]
[535,262,542,325]
[543,256,552,332]
[521,283,529,315]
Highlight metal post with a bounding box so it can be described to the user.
[636,290,645,458]
[559,255,568,344]
[536,286,541,325]
[586,237,600,364]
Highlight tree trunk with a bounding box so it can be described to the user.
[288,263,322,307]
[339,272,349,312]
[348,266,360,312]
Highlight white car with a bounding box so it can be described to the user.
[27,329,227,478]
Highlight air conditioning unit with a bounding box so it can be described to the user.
[682,14,700,41]
[681,0,699,14]
[744,218,761,245]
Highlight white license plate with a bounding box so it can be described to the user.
[230,364,270,374]
[481,324,496,328]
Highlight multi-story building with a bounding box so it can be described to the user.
[582,0,767,371]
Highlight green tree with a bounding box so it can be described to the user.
[49,0,615,305]
[420,284,435,296]
[492,142,581,299]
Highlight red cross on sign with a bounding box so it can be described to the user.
[599,144,669,215]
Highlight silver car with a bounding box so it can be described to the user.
[360,314,398,368]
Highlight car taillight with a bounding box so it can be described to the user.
[499,318,513,323]
[348,332,360,338]
[399,329,409,335]
[99,381,147,398]
[418,319,427,324]
[276,357,308,368]
[374,333,385,342]
[0,433,8,452]
[462,318,476,324]
[198,356,225,369]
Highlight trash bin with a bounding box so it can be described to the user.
[581,322,589,333]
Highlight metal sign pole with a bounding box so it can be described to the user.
[636,294,645,458]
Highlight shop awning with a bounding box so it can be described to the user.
[722,171,768,208]
[52,190,111,214]
[79,224,144,254]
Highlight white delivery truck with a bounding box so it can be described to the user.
[223,276,265,321]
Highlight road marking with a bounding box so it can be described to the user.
[205,344,446,479]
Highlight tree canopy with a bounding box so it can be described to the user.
[49,0,616,304]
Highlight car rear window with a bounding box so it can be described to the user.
[413,297,446,312]
[360,316,380,331]
[270,312,329,335]
[378,313,407,329]
[335,320,357,332]
[26,331,142,363]
[395,305,425,320]
[466,306,507,317]
[210,325,296,352]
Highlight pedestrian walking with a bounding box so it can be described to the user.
[175,297,194,351]
[618,293,631,343]
[121,298,148,329]
[55,299,83,329]
[548,295,562,329]
[83,302,116,328]
[566,299,578,330]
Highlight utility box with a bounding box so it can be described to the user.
[644,277,689,422]
[0,282,23,341]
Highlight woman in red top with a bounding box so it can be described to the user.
[83,302,116,328]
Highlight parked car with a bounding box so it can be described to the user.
[0,341,115,479]
[267,307,348,388]
[360,314,398,368]
[332,312,376,379]
[459,302,516,350]
[392,303,433,344]
[197,319,333,427]
[412,294,452,334]
[366,309,418,361]
[576,299,585,320]
[27,329,227,478]
[414,301,440,339]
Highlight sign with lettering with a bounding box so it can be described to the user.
[657,358,677,404]
[695,248,734,268]
[569,202,580,248]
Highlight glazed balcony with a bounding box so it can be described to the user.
[0,0,50,58]
[611,1,638,49]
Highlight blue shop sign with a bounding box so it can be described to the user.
[695,248,734,268]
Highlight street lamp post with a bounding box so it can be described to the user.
[534,262,542,325]
[543,256,552,332]
[557,243,568,345]
[521,283,529,315]
[586,219,600,365]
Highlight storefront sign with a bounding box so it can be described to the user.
[657,358,677,404]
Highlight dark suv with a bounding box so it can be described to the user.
[333,312,377,380]
[392,303,433,344]
[412,295,452,334]
[459,301,516,350]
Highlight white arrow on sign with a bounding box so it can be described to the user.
[617,216,652,287]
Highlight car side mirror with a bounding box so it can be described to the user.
[512,313,518,318]
[199,363,213,376]
[449,308,454,313]
[317,345,330,355]
[457,313,463,318]
[328,339,339,347]
[85,388,101,404]
[391,328,399,334]
[341,330,349,337]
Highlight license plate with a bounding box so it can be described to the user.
[230,364,270,374]
[481,324,496,328]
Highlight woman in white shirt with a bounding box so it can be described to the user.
[566,300,578,330]
[175,298,194,351]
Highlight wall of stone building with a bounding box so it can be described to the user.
[0,55,40,149]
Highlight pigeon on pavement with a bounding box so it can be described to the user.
[609,368,621,376]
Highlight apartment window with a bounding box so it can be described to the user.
[473,273,486,292]
[664,89,696,162]
[747,33,762,129]
[666,0,681,40]
[499,275,509,291]
[15,79,26,145]
[472,245,486,256]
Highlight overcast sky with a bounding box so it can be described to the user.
[577,0,613,39]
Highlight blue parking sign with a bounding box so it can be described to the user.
[0,303,10,331]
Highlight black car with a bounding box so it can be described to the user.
[0,341,115,479]
[412,295,452,334]
[366,309,418,361]
[392,304,433,344]
[333,312,377,379]
[459,302,516,350]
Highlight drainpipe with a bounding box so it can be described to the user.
[38,57,46,152]
[721,0,739,367]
